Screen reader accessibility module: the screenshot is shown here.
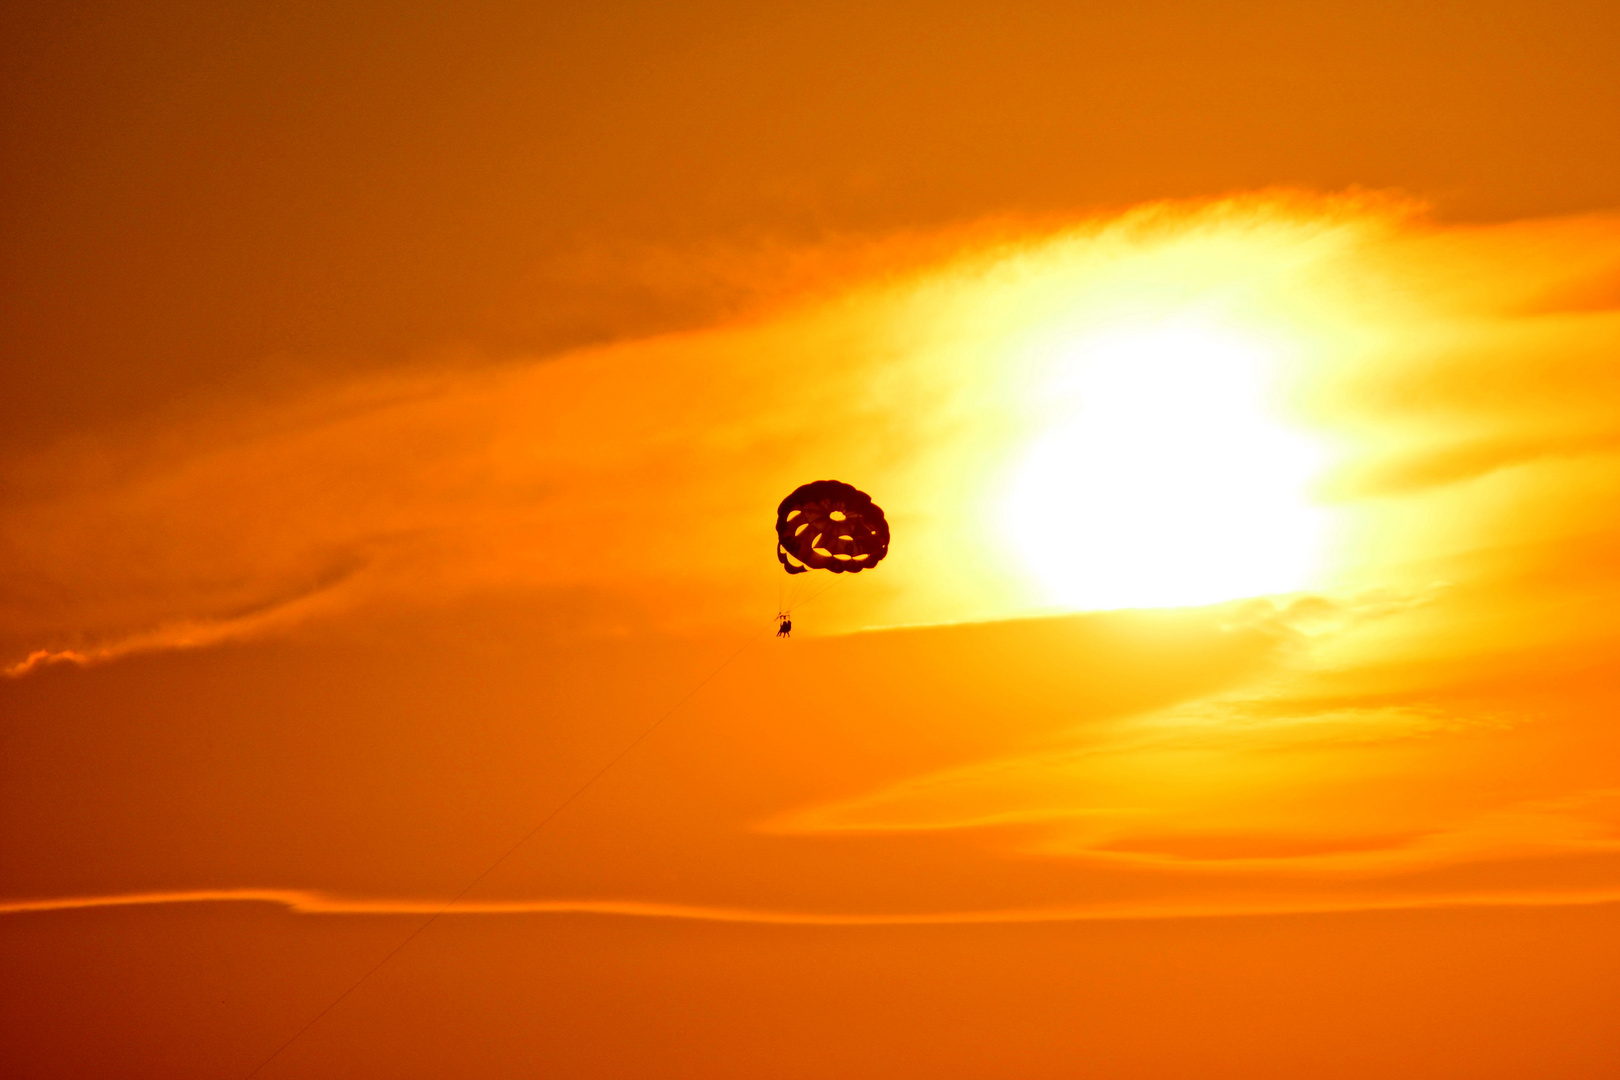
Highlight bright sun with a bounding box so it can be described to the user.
[1002,318,1327,610]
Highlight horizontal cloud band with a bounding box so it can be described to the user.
[5,887,1620,925]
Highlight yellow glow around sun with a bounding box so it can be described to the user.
[1002,318,1328,610]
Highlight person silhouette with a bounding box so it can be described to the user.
[776,617,792,638]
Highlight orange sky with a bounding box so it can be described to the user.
[5,3,1620,1078]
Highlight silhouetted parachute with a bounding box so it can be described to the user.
[775,480,890,575]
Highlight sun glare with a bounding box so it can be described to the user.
[1002,319,1327,610]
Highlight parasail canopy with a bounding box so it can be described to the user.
[775,480,890,575]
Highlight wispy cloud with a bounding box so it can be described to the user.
[8,195,1619,676]
[4,568,362,677]
[7,886,1620,924]
[0,193,1428,672]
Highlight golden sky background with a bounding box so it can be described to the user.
[4,2,1620,1078]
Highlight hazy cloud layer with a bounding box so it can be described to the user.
[6,196,1620,923]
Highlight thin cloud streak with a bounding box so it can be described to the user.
[6,887,1620,925]
[2,573,360,677]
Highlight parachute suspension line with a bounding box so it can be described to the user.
[242,617,779,1080]
[780,563,817,621]
[776,549,814,617]
[787,569,845,620]
[800,572,845,611]
[783,569,799,618]
[775,566,846,638]
[776,564,794,635]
